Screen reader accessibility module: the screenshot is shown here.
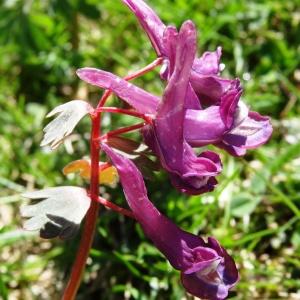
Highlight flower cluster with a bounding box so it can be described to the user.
[20,0,272,299]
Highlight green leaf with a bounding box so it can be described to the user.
[230,193,260,217]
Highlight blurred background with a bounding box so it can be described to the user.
[0,0,300,299]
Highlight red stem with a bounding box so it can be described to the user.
[97,107,152,124]
[100,122,146,142]
[96,196,135,219]
[97,57,163,108]
[62,114,101,300]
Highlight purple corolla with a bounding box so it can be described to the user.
[146,20,221,194]
[184,82,273,156]
[121,0,273,154]
[101,142,239,300]
[77,0,272,193]
[121,0,235,103]
[77,21,221,195]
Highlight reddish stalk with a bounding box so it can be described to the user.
[96,196,135,219]
[100,122,146,142]
[62,114,101,300]
[99,161,111,171]
[97,57,163,108]
[97,107,153,124]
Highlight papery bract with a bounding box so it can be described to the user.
[21,186,91,239]
[101,143,239,300]
[41,100,92,149]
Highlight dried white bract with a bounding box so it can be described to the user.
[21,186,91,239]
[40,100,92,149]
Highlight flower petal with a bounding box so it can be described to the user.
[219,111,273,156]
[214,141,247,157]
[219,85,243,129]
[190,73,238,106]
[151,21,221,194]
[40,100,92,149]
[184,107,226,147]
[192,47,222,75]
[101,143,204,268]
[160,25,178,79]
[154,20,197,170]
[21,186,91,239]
[101,143,238,300]
[181,237,239,300]
[76,68,159,114]
[122,0,166,56]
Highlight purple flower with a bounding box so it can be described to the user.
[101,143,239,300]
[121,0,273,156]
[77,21,221,195]
[121,0,236,104]
[184,83,273,156]
[148,20,221,194]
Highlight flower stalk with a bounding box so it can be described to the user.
[98,57,163,107]
[100,122,146,142]
[96,107,153,123]
[62,112,101,300]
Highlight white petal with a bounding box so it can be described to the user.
[21,186,91,239]
[40,100,92,149]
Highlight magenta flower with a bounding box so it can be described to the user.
[121,0,272,154]
[184,83,273,156]
[121,0,236,104]
[101,142,239,300]
[148,21,221,194]
[77,21,221,195]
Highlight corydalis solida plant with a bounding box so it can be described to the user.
[20,0,272,299]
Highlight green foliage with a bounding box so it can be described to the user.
[0,0,299,299]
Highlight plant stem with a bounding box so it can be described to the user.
[97,57,163,108]
[97,107,152,123]
[100,122,146,142]
[97,196,135,219]
[62,114,101,300]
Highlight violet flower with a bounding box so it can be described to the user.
[121,0,273,154]
[121,0,236,104]
[101,143,239,300]
[148,20,221,194]
[77,21,221,195]
[184,83,273,156]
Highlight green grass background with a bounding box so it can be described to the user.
[0,0,300,299]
